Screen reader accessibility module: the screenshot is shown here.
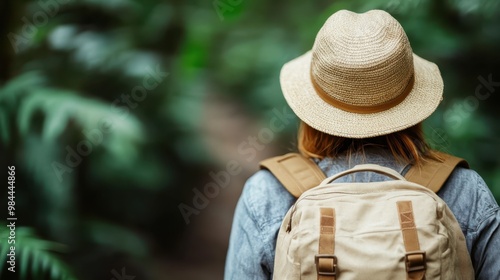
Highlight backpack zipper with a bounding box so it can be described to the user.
[286,186,434,232]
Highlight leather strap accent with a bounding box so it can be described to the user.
[404,151,469,193]
[310,72,415,114]
[316,208,337,280]
[397,201,426,280]
[259,153,326,197]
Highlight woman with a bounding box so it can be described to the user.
[225,10,500,279]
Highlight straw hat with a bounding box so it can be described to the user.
[280,10,443,138]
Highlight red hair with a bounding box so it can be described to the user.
[298,121,439,165]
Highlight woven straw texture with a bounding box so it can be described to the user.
[280,10,443,138]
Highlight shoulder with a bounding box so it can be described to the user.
[239,169,295,229]
[439,167,499,233]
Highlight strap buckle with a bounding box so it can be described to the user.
[315,254,338,276]
[405,251,426,273]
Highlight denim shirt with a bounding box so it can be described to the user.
[224,150,500,280]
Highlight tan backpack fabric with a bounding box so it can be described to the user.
[260,153,474,280]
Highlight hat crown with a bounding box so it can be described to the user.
[311,10,414,108]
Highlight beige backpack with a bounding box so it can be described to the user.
[260,152,474,280]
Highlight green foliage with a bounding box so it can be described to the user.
[83,219,149,258]
[0,225,77,280]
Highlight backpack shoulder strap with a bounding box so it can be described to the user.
[259,153,326,198]
[404,151,469,193]
[260,151,469,197]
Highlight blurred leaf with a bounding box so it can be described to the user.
[448,0,500,18]
[0,71,47,103]
[0,106,9,144]
[74,0,142,14]
[85,220,148,258]
[93,151,170,189]
[17,88,144,154]
[0,225,77,280]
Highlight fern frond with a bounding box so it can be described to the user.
[17,88,145,166]
[0,225,78,280]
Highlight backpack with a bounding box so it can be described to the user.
[260,152,474,280]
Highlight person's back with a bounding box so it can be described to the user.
[225,147,500,279]
[225,9,500,280]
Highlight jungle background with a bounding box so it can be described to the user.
[0,0,499,279]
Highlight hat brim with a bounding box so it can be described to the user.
[280,51,443,138]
